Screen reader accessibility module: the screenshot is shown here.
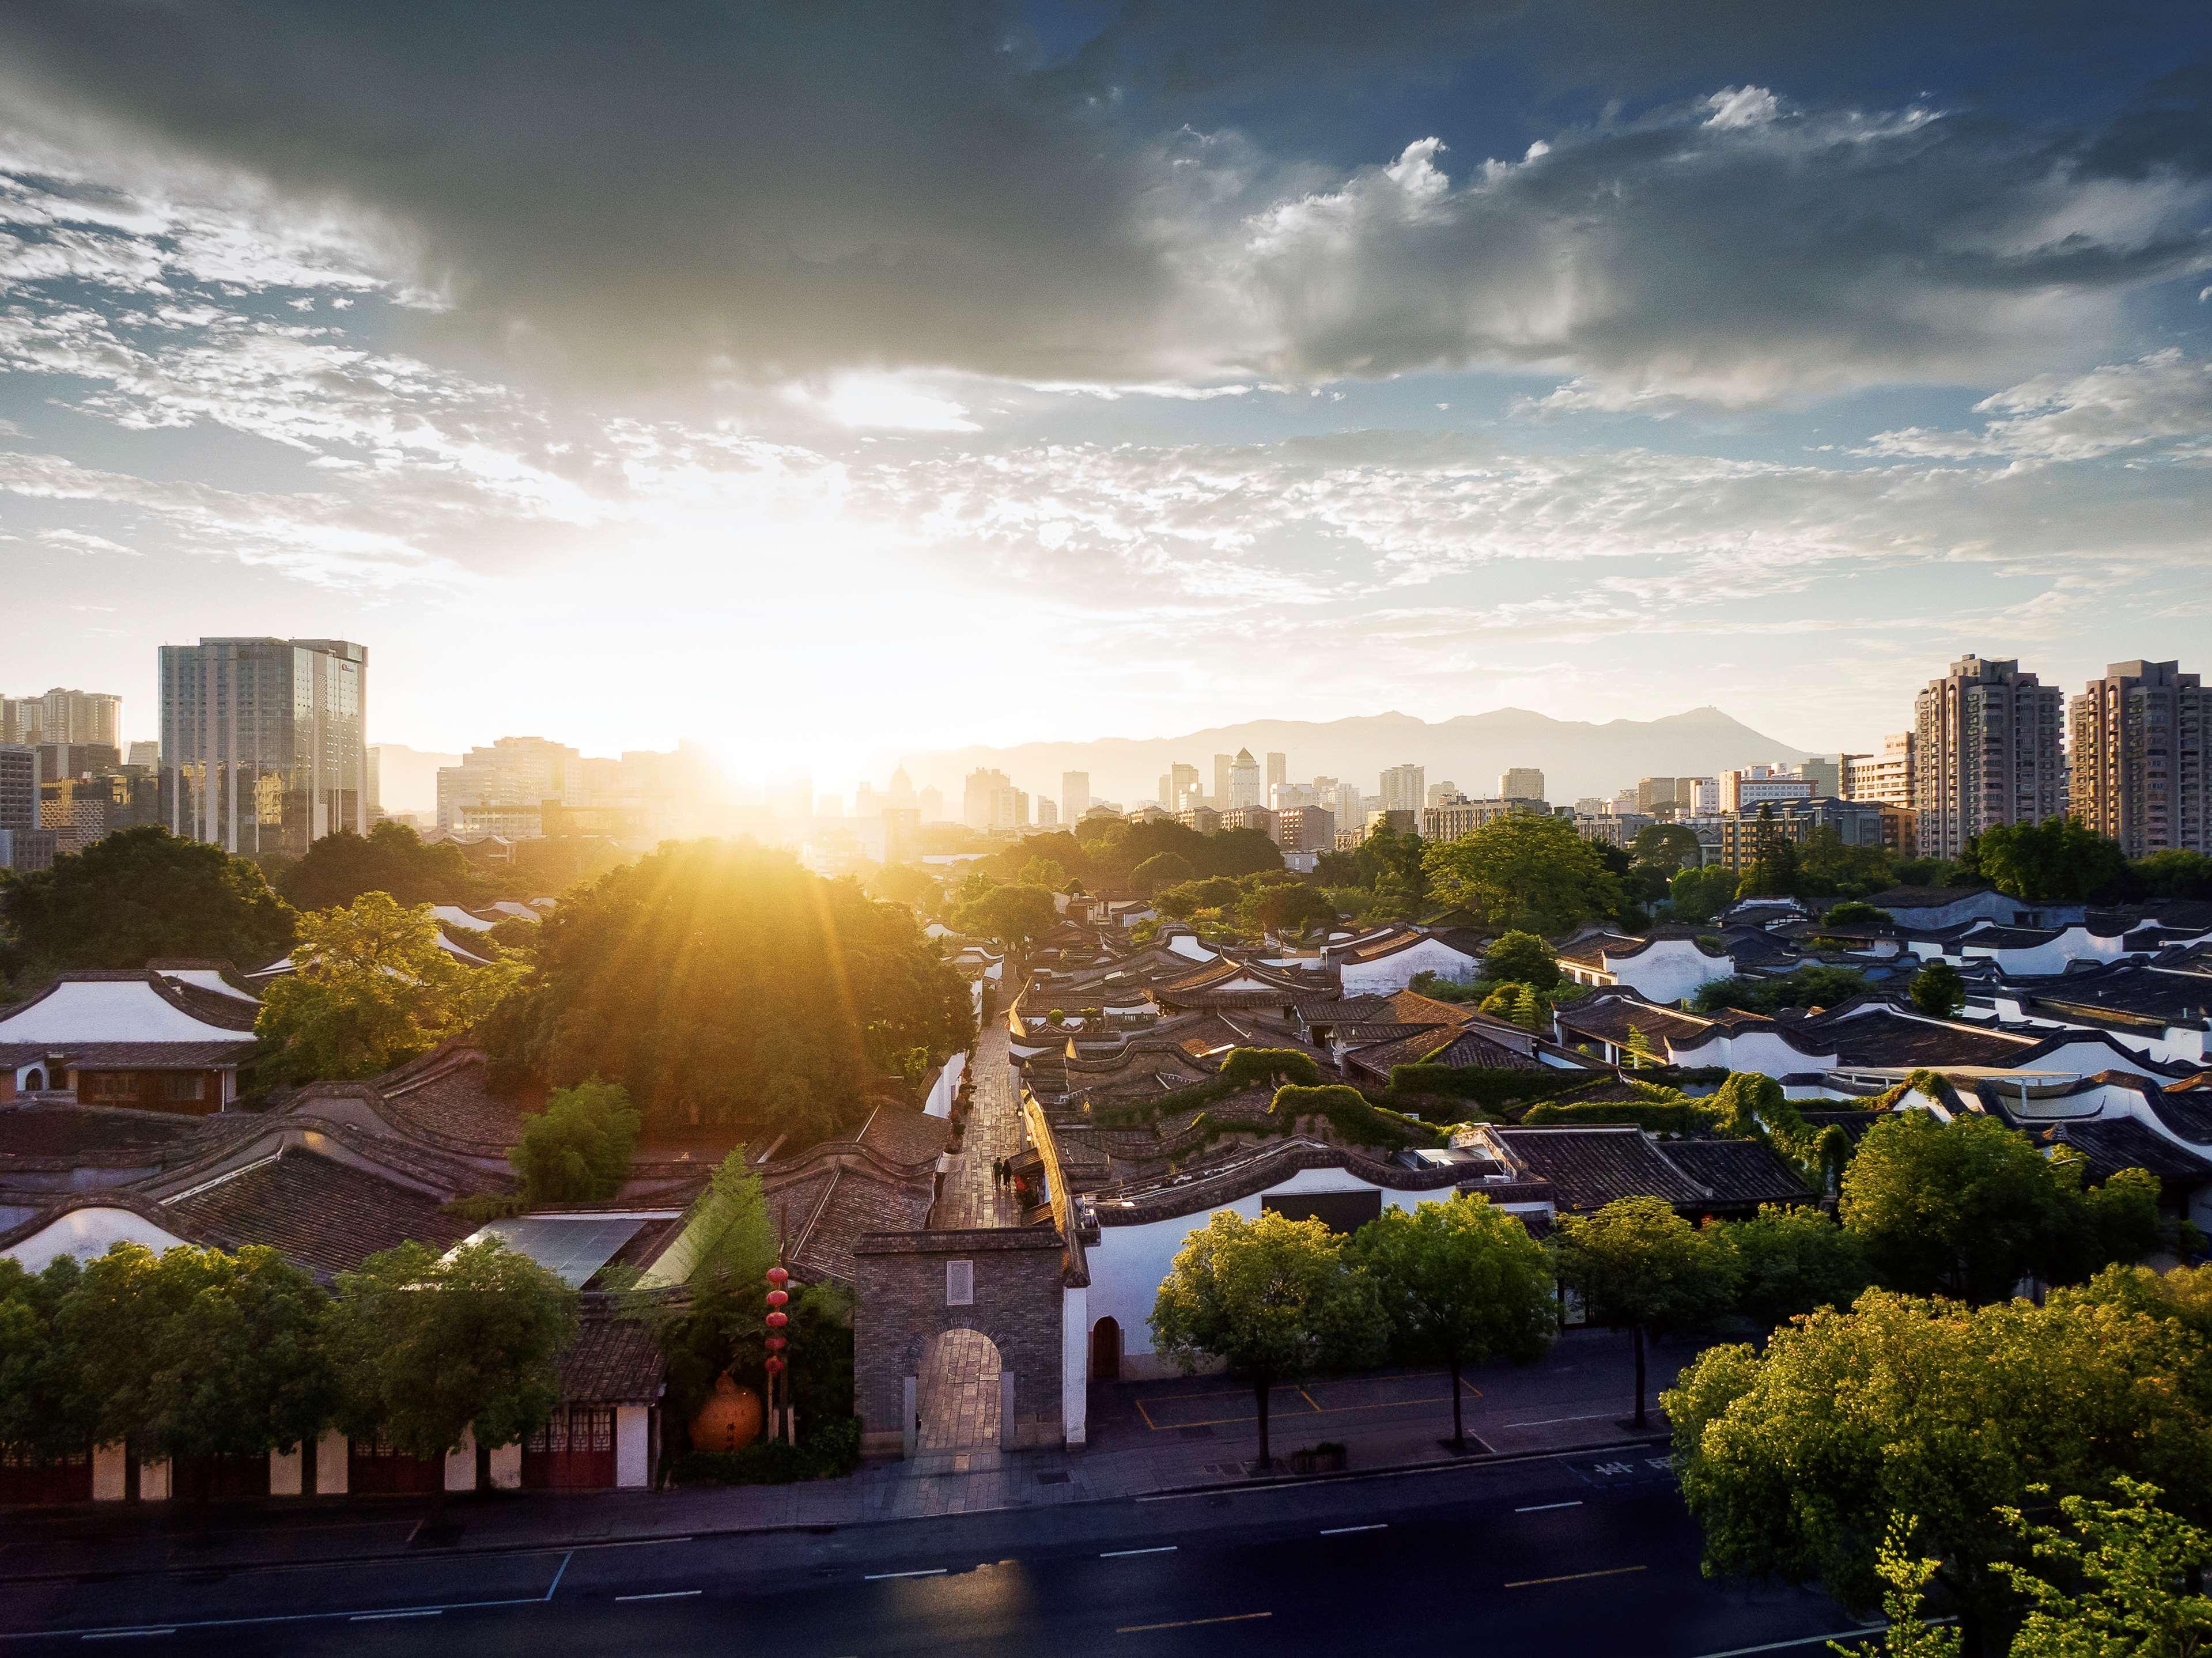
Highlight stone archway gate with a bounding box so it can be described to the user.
[854,1227,1068,1457]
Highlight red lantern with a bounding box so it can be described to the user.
[766,1335,786,1353]
[766,1266,789,1288]
[765,1356,786,1376]
[766,1289,789,1308]
[766,1310,788,1328]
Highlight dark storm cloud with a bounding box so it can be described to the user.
[0,1,2206,398]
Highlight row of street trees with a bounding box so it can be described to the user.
[1148,1109,2172,1467]
[0,1239,575,1511]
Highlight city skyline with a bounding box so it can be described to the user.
[3,5,2209,782]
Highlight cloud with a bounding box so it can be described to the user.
[1863,349,2212,463]
[0,7,2205,404]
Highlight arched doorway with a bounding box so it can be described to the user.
[21,1066,46,1092]
[916,1328,1003,1452]
[1091,1316,1121,1381]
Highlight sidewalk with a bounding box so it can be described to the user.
[0,1328,1688,1581]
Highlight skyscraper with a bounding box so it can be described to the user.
[1228,748,1263,809]
[1169,762,1202,811]
[437,736,585,830]
[1378,763,1425,815]
[38,688,123,748]
[159,638,368,857]
[1061,770,1090,823]
[1499,767,1545,801]
[2070,660,2207,857]
[1265,752,1287,797]
[1212,753,1234,809]
[1913,655,2064,861]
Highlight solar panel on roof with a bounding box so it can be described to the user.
[468,1217,646,1288]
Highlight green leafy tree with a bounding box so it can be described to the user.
[0,825,296,971]
[1150,1210,1387,1471]
[1840,1113,2086,1302]
[1693,965,1867,1016]
[2135,850,2212,902]
[1710,1204,1871,1326]
[1666,1290,2212,1657]
[323,1239,577,1517]
[281,822,482,911]
[1217,1047,1323,1089]
[1481,930,1560,991]
[0,1255,96,1460]
[510,1080,642,1203]
[1130,852,1195,896]
[1998,1478,2212,1658]
[1552,1196,1735,1428]
[1425,815,1624,934]
[1158,875,1244,918]
[1970,819,2132,903]
[1833,1518,1964,1658]
[1670,863,1742,924]
[1247,881,1337,941]
[255,891,526,1083]
[67,1244,332,1494]
[1823,902,1897,928]
[957,883,1060,951]
[1908,960,1967,1019]
[865,864,941,911]
[1631,823,1703,877]
[1738,815,1805,899]
[1352,1197,1555,1448]
[1017,857,1068,892]
[483,841,973,1145]
[1623,1022,1660,1069]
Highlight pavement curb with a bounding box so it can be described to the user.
[0,1430,1677,1588]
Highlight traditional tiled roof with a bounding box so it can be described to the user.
[1476,1126,1707,1210]
[1812,1008,2038,1068]
[856,1103,953,1168]
[1658,1139,1813,1206]
[558,1313,667,1405]
[1554,995,1725,1048]
[0,1103,255,1162]
[0,1039,256,1070]
[164,1148,474,1278]
[1088,1135,1525,1226]
[1423,1028,1543,1070]
[1864,887,2003,909]
[792,1167,935,1285]
[2030,1118,2212,1182]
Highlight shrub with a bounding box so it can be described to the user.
[1385,1065,1587,1112]
[671,1415,862,1485]
[510,1080,642,1204]
[1271,1084,1418,1148]
[1219,1047,1324,1090]
[1522,1098,1711,1135]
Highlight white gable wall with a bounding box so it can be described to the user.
[1605,941,1735,1005]
[0,980,245,1044]
[4,1207,192,1272]
[1340,938,1481,995]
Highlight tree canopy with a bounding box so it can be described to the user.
[1908,960,1967,1019]
[1424,815,1624,934]
[323,1239,577,1485]
[1130,851,1195,896]
[1150,1210,1386,1470]
[255,891,525,1084]
[1669,863,1741,923]
[1666,1288,2212,1655]
[956,882,1060,951]
[1481,930,1560,991]
[1963,818,2132,904]
[1631,823,1703,876]
[1352,1195,1555,1448]
[1709,1203,1870,1326]
[279,821,481,911]
[483,840,974,1145]
[0,1255,97,1459]
[511,1080,642,1203]
[1,825,295,975]
[1551,1195,1735,1427]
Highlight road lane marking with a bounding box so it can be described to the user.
[1692,1621,1954,1657]
[615,1591,702,1602]
[1118,1613,1273,1634]
[1515,1501,1584,1512]
[864,1568,948,1580]
[1101,1546,1179,1557]
[350,1611,443,1621]
[1503,1564,1647,1588]
[590,1536,694,1549]
[1318,1524,1387,1536]
[78,1635,175,1643]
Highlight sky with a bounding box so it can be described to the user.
[1,1,2208,790]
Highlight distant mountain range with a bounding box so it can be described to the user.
[895,707,1812,811]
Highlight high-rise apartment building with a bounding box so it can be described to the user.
[1332,781,1365,826]
[1061,771,1090,823]
[1378,763,1425,815]
[0,699,35,745]
[1914,655,2064,861]
[2070,660,2207,857]
[1273,805,1335,853]
[0,744,33,835]
[1,689,123,747]
[1844,734,1915,809]
[159,638,368,857]
[437,736,585,831]
[961,767,1026,832]
[1425,781,1461,808]
[1265,752,1287,797]
[1227,748,1263,809]
[1168,762,1202,812]
[1035,797,1060,829]
[126,740,160,771]
[1422,797,1546,842]
[1211,754,1234,809]
[1499,767,1545,802]
[1718,767,1816,814]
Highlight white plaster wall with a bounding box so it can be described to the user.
[1060,1282,1088,1445]
[1670,1031,1839,1077]
[489,1442,522,1490]
[270,1443,303,1496]
[3,1209,191,1271]
[92,1442,127,1501]
[615,1405,651,1488]
[1340,940,1480,995]
[1167,934,1216,961]
[316,1429,349,1495]
[139,1458,171,1501]
[1608,941,1734,1006]
[1085,1168,1450,1379]
[445,1426,477,1492]
[0,979,245,1043]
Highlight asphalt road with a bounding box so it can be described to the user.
[0,1450,1860,1656]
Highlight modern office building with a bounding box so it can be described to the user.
[1500,767,1545,802]
[126,740,160,771]
[1211,754,1234,810]
[2070,660,2207,857]
[0,743,35,839]
[1265,752,1287,798]
[1061,771,1090,824]
[1914,655,2064,861]
[1227,748,1263,810]
[437,736,585,831]
[158,638,368,857]
[1718,767,1816,814]
[962,767,1027,832]
[1378,764,1425,815]
[1273,805,1335,854]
